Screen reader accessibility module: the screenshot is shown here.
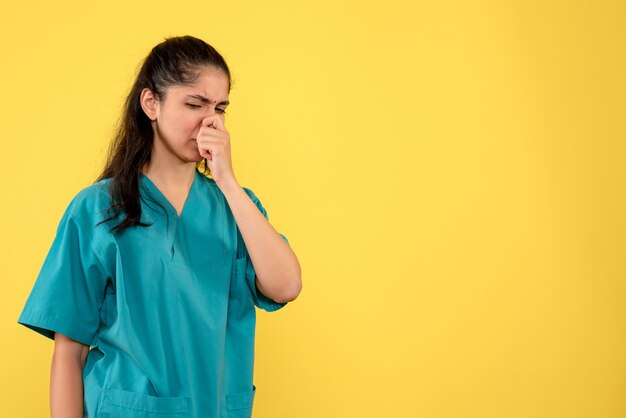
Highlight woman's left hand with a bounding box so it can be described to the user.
[196,114,237,187]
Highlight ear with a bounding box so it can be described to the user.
[140,87,159,121]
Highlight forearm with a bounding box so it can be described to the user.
[50,349,85,418]
[219,179,302,303]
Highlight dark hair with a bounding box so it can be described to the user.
[95,35,233,234]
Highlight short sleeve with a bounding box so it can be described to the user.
[17,197,109,346]
[238,187,291,312]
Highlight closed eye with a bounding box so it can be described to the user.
[187,103,227,114]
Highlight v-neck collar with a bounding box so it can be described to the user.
[139,169,199,219]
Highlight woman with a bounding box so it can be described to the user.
[17,35,302,418]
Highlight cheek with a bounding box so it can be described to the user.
[162,115,198,138]
[182,114,204,134]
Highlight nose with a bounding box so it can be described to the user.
[197,108,221,130]
[203,105,221,118]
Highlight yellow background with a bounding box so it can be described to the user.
[1,0,625,417]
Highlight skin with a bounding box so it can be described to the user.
[51,333,89,417]
[51,65,302,417]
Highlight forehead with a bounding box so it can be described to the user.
[172,66,229,99]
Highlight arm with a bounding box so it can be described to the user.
[220,180,302,304]
[50,332,89,418]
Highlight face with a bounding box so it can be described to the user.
[141,66,230,164]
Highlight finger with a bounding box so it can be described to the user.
[197,130,226,145]
[201,115,218,129]
[196,123,216,141]
[202,114,224,129]
[197,142,213,160]
[202,114,226,131]
[212,114,226,131]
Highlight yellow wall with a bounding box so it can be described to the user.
[2,0,625,417]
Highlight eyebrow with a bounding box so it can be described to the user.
[185,94,230,105]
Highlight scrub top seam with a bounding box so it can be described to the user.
[64,211,110,282]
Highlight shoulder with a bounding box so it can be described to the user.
[62,178,113,223]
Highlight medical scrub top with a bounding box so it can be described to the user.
[17,168,290,418]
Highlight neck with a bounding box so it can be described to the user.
[141,147,197,191]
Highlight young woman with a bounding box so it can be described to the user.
[17,35,302,418]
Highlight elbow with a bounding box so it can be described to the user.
[276,251,302,303]
[276,274,302,303]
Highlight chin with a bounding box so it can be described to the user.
[189,155,204,163]
[185,148,203,162]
